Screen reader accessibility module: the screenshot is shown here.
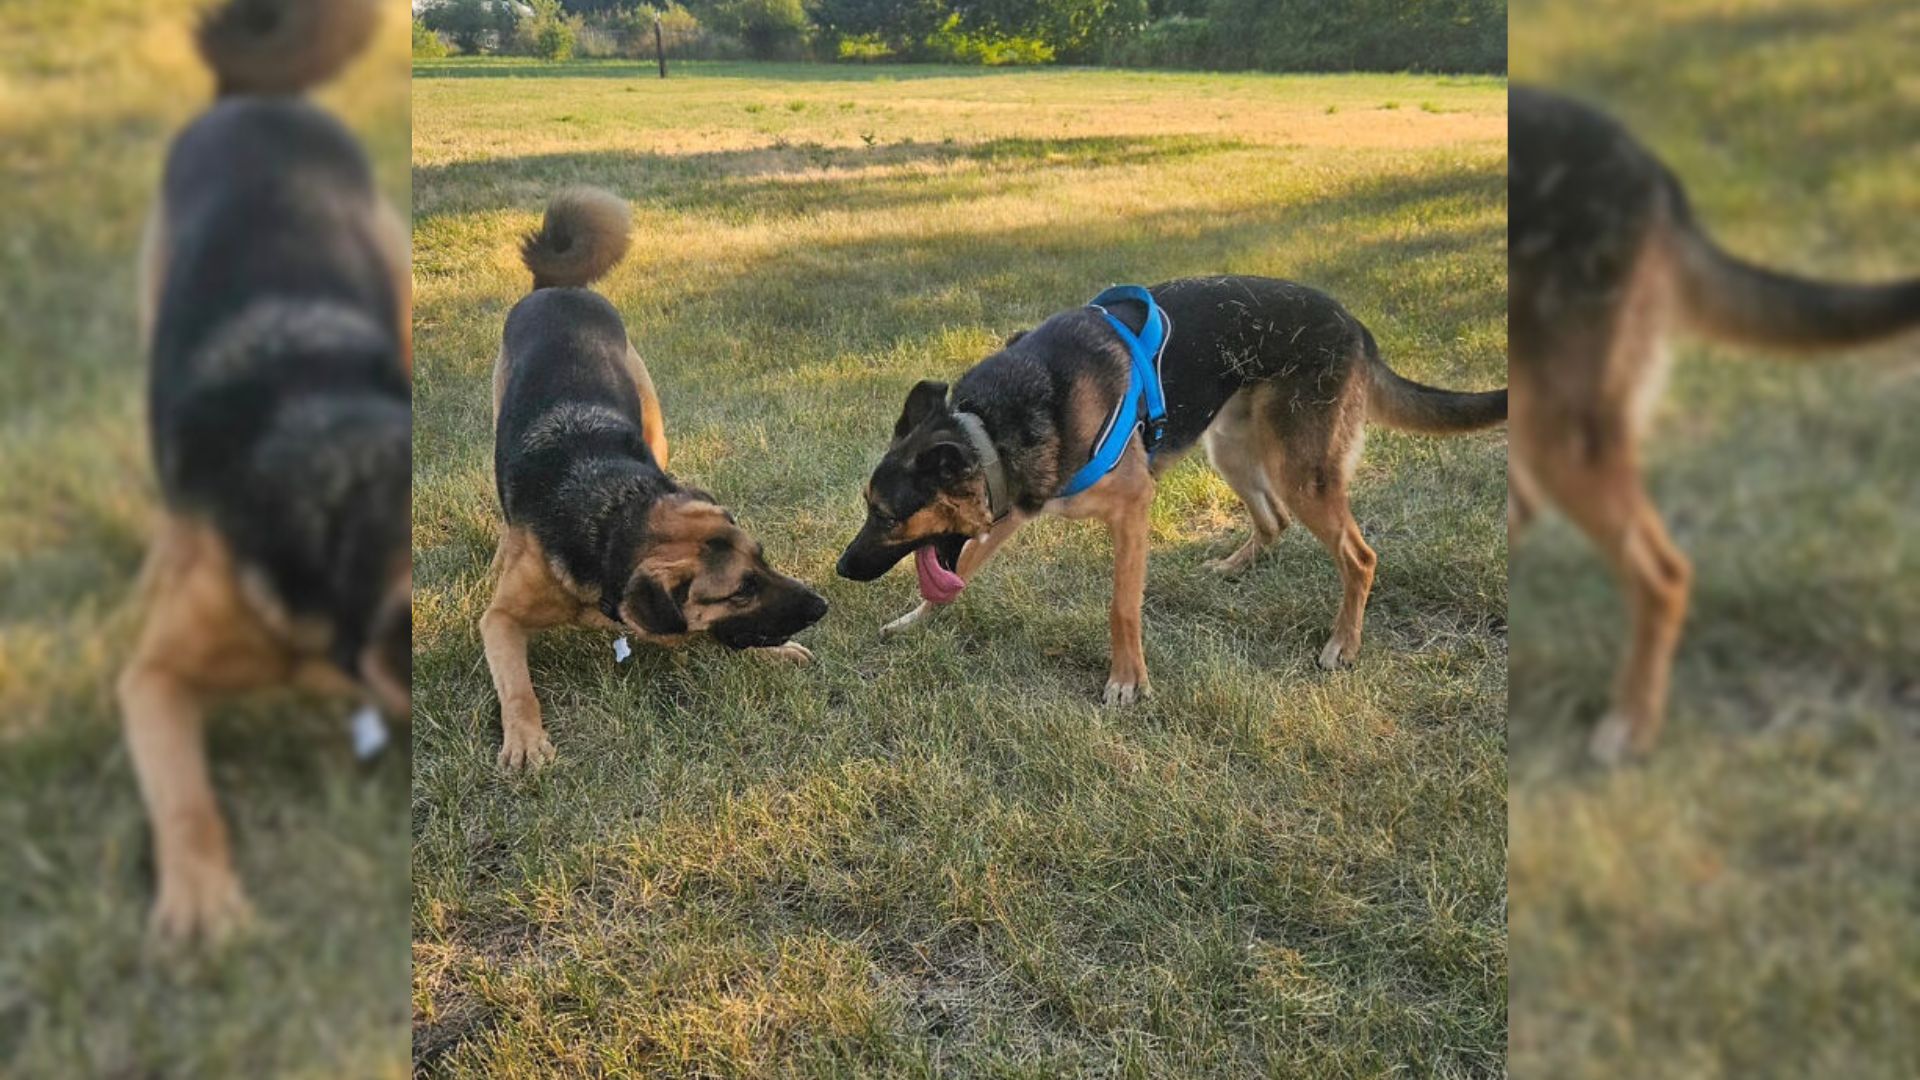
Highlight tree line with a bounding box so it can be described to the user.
[416,0,1507,73]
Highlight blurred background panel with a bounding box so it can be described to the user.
[1510,1,1919,1076]
[0,1,410,1075]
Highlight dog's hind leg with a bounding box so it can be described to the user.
[1520,421,1690,764]
[1202,394,1289,576]
[625,342,670,470]
[1508,456,1540,548]
[1276,414,1377,670]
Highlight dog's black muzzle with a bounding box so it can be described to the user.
[835,520,915,582]
[836,526,966,583]
[709,578,829,649]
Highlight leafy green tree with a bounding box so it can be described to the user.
[419,0,518,54]
[704,0,810,58]
[520,0,580,59]
[813,0,950,51]
[412,18,451,58]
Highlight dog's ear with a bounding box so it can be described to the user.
[894,379,949,440]
[1003,329,1028,348]
[914,440,969,482]
[623,572,688,636]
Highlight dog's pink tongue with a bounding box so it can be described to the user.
[914,545,966,605]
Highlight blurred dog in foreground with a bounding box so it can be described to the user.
[1509,85,1920,764]
[481,187,827,772]
[120,0,409,942]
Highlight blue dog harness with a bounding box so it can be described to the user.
[1056,285,1171,499]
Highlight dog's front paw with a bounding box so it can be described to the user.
[753,641,814,665]
[1102,676,1151,707]
[150,861,251,945]
[879,602,935,640]
[1317,637,1358,671]
[1587,712,1638,768]
[498,724,556,772]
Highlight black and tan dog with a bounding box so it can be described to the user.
[481,187,828,771]
[119,0,411,942]
[837,276,1506,703]
[1510,86,1920,764]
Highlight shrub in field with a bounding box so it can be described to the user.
[705,0,810,59]
[574,22,618,57]
[593,3,711,59]
[412,18,451,58]
[925,14,1054,65]
[1102,14,1213,68]
[813,0,948,57]
[1198,0,1505,73]
[511,0,580,59]
[835,33,894,61]
[419,0,518,55]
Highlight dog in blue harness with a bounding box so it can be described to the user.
[836,277,1506,703]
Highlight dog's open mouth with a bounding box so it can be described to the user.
[913,534,969,604]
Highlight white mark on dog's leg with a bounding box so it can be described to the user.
[752,641,814,665]
[880,602,938,639]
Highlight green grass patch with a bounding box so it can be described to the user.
[413,60,1508,1075]
[1510,0,1920,1075]
[0,2,412,1075]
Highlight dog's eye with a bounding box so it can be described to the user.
[729,576,761,607]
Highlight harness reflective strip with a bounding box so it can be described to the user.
[1057,285,1171,499]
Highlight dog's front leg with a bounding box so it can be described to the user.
[1103,505,1152,705]
[480,606,553,771]
[120,659,249,944]
[880,513,1027,638]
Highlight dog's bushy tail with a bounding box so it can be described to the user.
[1362,328,1506,434]
[521,187,634,291]
[1665,175,1920,350]
[196,0,382,97]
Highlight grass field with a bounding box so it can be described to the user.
[411,60,1508,1075]
[1509,1,1920,1076]
[0,3,412,1076]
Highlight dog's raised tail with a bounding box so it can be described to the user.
[196,0,383,97]
[1361,330,1507,434]
[1666,183,1920,349]
[521,187,634,291]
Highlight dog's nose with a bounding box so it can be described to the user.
[803,590,829,624]
[834,550,855,580]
